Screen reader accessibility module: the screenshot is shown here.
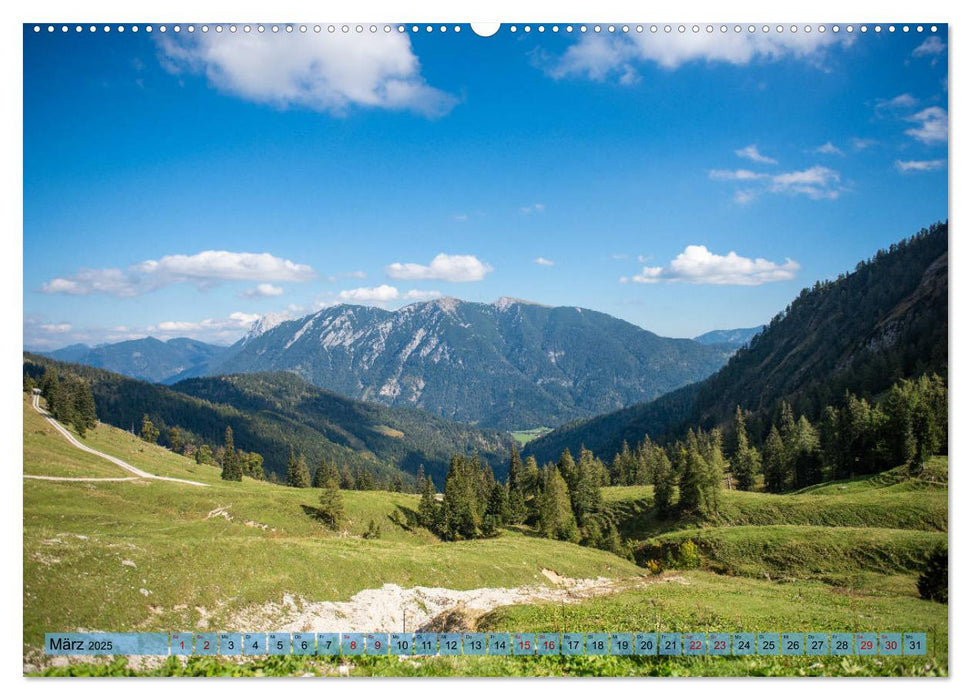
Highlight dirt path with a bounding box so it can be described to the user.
[27,393,207,487]
[227,572,635,633]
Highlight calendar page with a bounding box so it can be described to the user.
[21,13,949,681]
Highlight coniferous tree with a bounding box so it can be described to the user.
[791,416,822,488]
[506,445,528,524]
[537,465,579,542]
[313,459,339,488]
[71,379,98,437]
[763,426,788,493]
[651,447,675,518]
[317,468,345,530]
[418,471,440,531]
[731,406,760,491]
[221,427,242,481]
[354,467,374,491]
[441,455,481,539]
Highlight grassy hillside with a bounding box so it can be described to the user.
[23,391,947,676]
[23,400,641,665]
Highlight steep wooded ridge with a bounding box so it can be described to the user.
[213,297,731,430]
[22,356,508,485]
[45,337,229,384]
[527,221,948,463]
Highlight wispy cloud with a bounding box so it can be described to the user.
[814,141,843,156]
[386,253,492,282]
[735,144,776,164]
[533,257,555,266]
[41,251,316,297]
[912,36,946,60]
[238,282,284,298]
[709,164,842,202]
[155,30,457,118]
[895,159,947,173]
[875,93,918,115]
[621,245,799,286]
[520,203,546,215]
[538,30,851,83]
[905,106,948,144]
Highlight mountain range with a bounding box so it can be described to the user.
[46,337,230,384]
[526,221,948,464]
[44,299,735,431]
[692,326,762,348]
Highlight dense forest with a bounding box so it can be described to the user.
[528,222,948,464]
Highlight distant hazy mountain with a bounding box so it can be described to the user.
[693,326,762,349]
[214,297,732,430]
[45,337,230,384]
[527,222,948,463]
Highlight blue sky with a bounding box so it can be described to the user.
[23,24,948,348]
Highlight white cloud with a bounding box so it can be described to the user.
[708,168,768,181]
[336,285,441,305]
[404,289,442,301]
[239,282,284,298]
[533,257,555,266]
[41,250,316,297]
[735,144,777,164]
[541,30,850,82]
[895,159,947,173]
[905,106,948,144]
[520,203,546,215]
[149,312,261,334]
[815,141,844,156]
[768,165,842,200]
[625,245,799,286]
[338,284,401,303]
[385,253,493,282]
[913,37,946,58]
[851,137,877,150]
[40,323,72,334]
[156,30,457,117]
[875,93,918,114]
[709,164,842,201]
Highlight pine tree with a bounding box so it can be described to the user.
[354,468,374,491]
[570,448,604,530]
[537,465,579,542]
[313,459,339,489]
[506,444,528,524]
[763,426,788,493]
[441,455,481,539]
[731,407,760,491]
[651,447,675,518]
[317,471,345,530]
[221,426,242,481]
[418,471,440,531]
[791,416,822,488]
[286,449,311,488]
[140,415,160,444]
[71,380,97,437]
